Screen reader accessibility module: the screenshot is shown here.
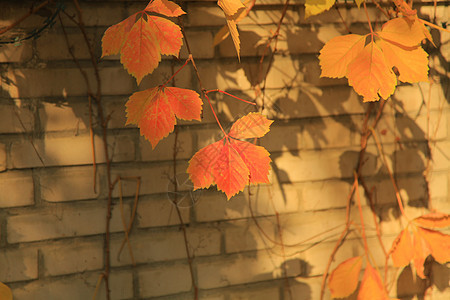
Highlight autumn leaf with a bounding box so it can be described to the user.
[412,229,431,279]
[0,282,12,300]
[225,15,241,60]
[328,256,363,298]
[305,0,336,19]
[347,41,397,102]
[377,17,426,47]
[377,39,429,83]
[358,264,390,300]
[187,113,272,199]
[126,86,202,148]
[228,112,274,139]
[414,212,450,228]
[354,0,364,8]
[319,34,366,78]
[390,228,414,268]
[417,227,450,264]
[101,0,185,84]
[218,0,245,16]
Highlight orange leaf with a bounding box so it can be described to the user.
[412,229,431,279]
[225,15,241,60]
[417,227,450,264]
[228,112,273,139]
[188,113,272,199]
[230,140,271,184]
[319,34,366,78]
[390,228,414,268]
[145,0,185,17]
[101,13,137,57]
[377,17,426,48]
[218,0,245,17]
[347,42,397,102]
[358,263,390,300]
[126,86,202,148]
[120,17,161,84]
[414,212,450,228]
[101,0,184,84]
[377,39,428,83]
[0,282,12,300]
[328,256,363,298]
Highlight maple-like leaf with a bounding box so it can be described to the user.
[225,15,241,60]
[377,17,426,47]
[101,0,185,84]
[414,212,450,228]
[0,282,12,300]
[187,113,272,199]
[412,229,432,279]
[390,228,414,268]
[347,42,397,102]
[305,0,336,19]
[328,256,363,298]
[218,0,245,16]
[319,34,366,78]
[126,86,202,148]
[417,227,450,264]
[378,39,428,83]
[358,264,390,300]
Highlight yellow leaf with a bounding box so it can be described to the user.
[358,264,390,300]
[328,256,363,298]
[305,0,336,19]
[319,34,366,78]
[0,282,12,300]
[226,16,241,61]
[347,41,397,102]
[390,228,414,268]
[418,227,450,264]
[378,39,428,83]
[377,17,426,47]
[354,0,364,8]
[218,0,245,17]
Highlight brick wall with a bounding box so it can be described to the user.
[0,0,449,299]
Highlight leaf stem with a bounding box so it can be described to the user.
[205,89,256,105]
[162,57,191,87]
[363,1,375,39]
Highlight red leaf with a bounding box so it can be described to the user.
[390,228,414,268]
[145,0,186,17]
[120,17,161,84]
[328,256,363,298]
[358,263,390,300]
[126,86,202,148]
[417,227,450,264]
[414,212,450,228]
[228,113,273,139]
[101,0,184,84]
[188,113,272,199]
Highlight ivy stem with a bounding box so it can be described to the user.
[204,92,228,137]
[354,173,370,259]
[205,89,256,106]
[363,1,375,40]
[161,57,191,87]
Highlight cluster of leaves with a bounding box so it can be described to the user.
[328,213,450,299]
[101,0,273,199]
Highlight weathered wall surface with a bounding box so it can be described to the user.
[0,0,449,299]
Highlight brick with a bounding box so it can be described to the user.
[10,134,134,168]
[0,2,47,29]
[0,143,5,171]
[393,83,447,113]
[140,128,194,161]
[229,286,280,300]
[39,101,89,132]
[195,183,299,222]
[104,98,128,129]
[197,251,301,289]
[0,40,33,62]
[36,31,92,61]
[260,124,303,152]
[429,172,448,200]
[136,195,190,228]
[41,240,103,276]
[65,2,127,27]
[0,170,34,208]
[0,248,38,282]
[7,202,129,243]
[180,30,214,59]
[394,144,428,174]
[12,271,133,300]
[299,179,352,211]
[287,277,327,300]
[110,227,220,266]
[0,102,34,133]
[225,218,275,253]
[111,161,190,197]
[138,264,192,297]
